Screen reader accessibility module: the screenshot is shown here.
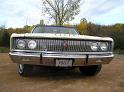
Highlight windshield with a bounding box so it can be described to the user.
[32,26,79,35]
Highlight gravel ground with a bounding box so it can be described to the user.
[0,53,124,92]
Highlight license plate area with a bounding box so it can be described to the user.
[55,59,73,67]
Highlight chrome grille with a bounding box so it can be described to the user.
[12,38,112,52]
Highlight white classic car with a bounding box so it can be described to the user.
[9,25,114,77]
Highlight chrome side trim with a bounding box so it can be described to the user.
[89,54,114,58]
[9,52,40,57]
[11,49,113,55]
[42,53,114,59]
[42,53,86,58]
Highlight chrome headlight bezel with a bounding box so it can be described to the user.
[100,42,108,51]
[17,40,26,49]
[90,42,99,51]
[28,40,37,49]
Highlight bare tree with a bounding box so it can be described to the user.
[42,0,81,25]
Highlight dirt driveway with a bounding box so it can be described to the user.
[0,53,124,92]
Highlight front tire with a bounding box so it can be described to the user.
[18,64,33,77]
[79,65,102,76]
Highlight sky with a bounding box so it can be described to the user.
[0,0,124,28]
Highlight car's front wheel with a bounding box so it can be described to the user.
[79,65,102,76]
[18,64,33,77]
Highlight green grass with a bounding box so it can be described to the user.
[0,47,9,53]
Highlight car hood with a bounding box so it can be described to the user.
[11,33,113,41]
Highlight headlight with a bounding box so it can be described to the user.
[100,43,108,51]
[90,42,99,51]
[17,40,26,49]
[28,40,37,49]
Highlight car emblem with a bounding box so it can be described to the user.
[63,41,68,49]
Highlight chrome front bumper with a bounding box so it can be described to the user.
[9,52,114,66]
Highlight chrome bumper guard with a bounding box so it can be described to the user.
[9,52,114,66]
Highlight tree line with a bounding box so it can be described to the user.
[76,19,124,50]
[0,21,124,50]
[0,25,32,47]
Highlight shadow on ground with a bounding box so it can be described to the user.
[31,67,87,79]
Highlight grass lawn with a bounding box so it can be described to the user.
[0,47,9,53]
